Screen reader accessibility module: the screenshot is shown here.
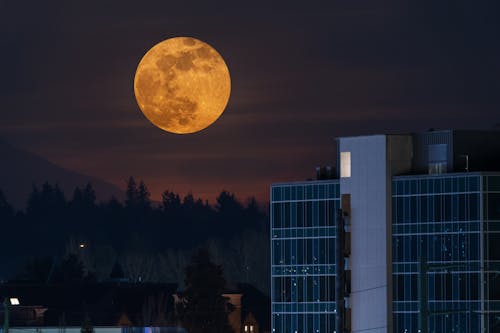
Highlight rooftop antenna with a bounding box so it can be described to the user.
[460,154,469,172]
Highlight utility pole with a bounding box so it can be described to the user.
[3,298,9,333]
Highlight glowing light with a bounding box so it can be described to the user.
[134,37,231,134]
[340,152,351,178]
[10,298,20,305]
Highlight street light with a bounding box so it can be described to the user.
[3,297,20,333]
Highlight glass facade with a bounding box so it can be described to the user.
[483,175,500,331]
[392,173,500,332]
[271,181,340,333]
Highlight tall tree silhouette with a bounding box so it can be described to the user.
[125,177,151,212]
[244,196,266,231]
[181,248,233,333]
[162,190,182,213]
[137,180,151,211]
[27,182,66,216]
[71,183,96,211]
[215,191,243,237]
[70,183,98,236]
[25,183,68,254]
[216,191,242,214]
[0,189,13,218]
[125,177,139,209]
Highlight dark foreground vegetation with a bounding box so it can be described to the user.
[0,248,270,333]
[0,177,269,293]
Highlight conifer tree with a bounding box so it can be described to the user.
[181,248,233,333]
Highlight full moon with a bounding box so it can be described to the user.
[134,37,231,134]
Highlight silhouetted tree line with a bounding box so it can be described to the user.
[0,177,269,292]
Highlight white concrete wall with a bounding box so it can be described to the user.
[338,135,412,333]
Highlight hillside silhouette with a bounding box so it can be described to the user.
[0,139,123,208]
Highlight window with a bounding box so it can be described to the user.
[428,144,447,174]
[340,152,351,178]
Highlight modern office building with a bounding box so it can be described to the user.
[270,130,500,333]
[271,180,340,333]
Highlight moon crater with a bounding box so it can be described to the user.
[134,37,231,134]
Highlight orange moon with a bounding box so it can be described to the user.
[134,37,231,134]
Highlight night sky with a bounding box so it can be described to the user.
[1,0,499,203]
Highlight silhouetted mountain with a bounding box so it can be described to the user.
[0,139,123,209]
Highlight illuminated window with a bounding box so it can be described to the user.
[244,325,248,332]
[10,298,20,305]
[340,152,351,178]
[250,325,254,332]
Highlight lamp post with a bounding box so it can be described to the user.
[2,298,19,333]
[3,298,9,333]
